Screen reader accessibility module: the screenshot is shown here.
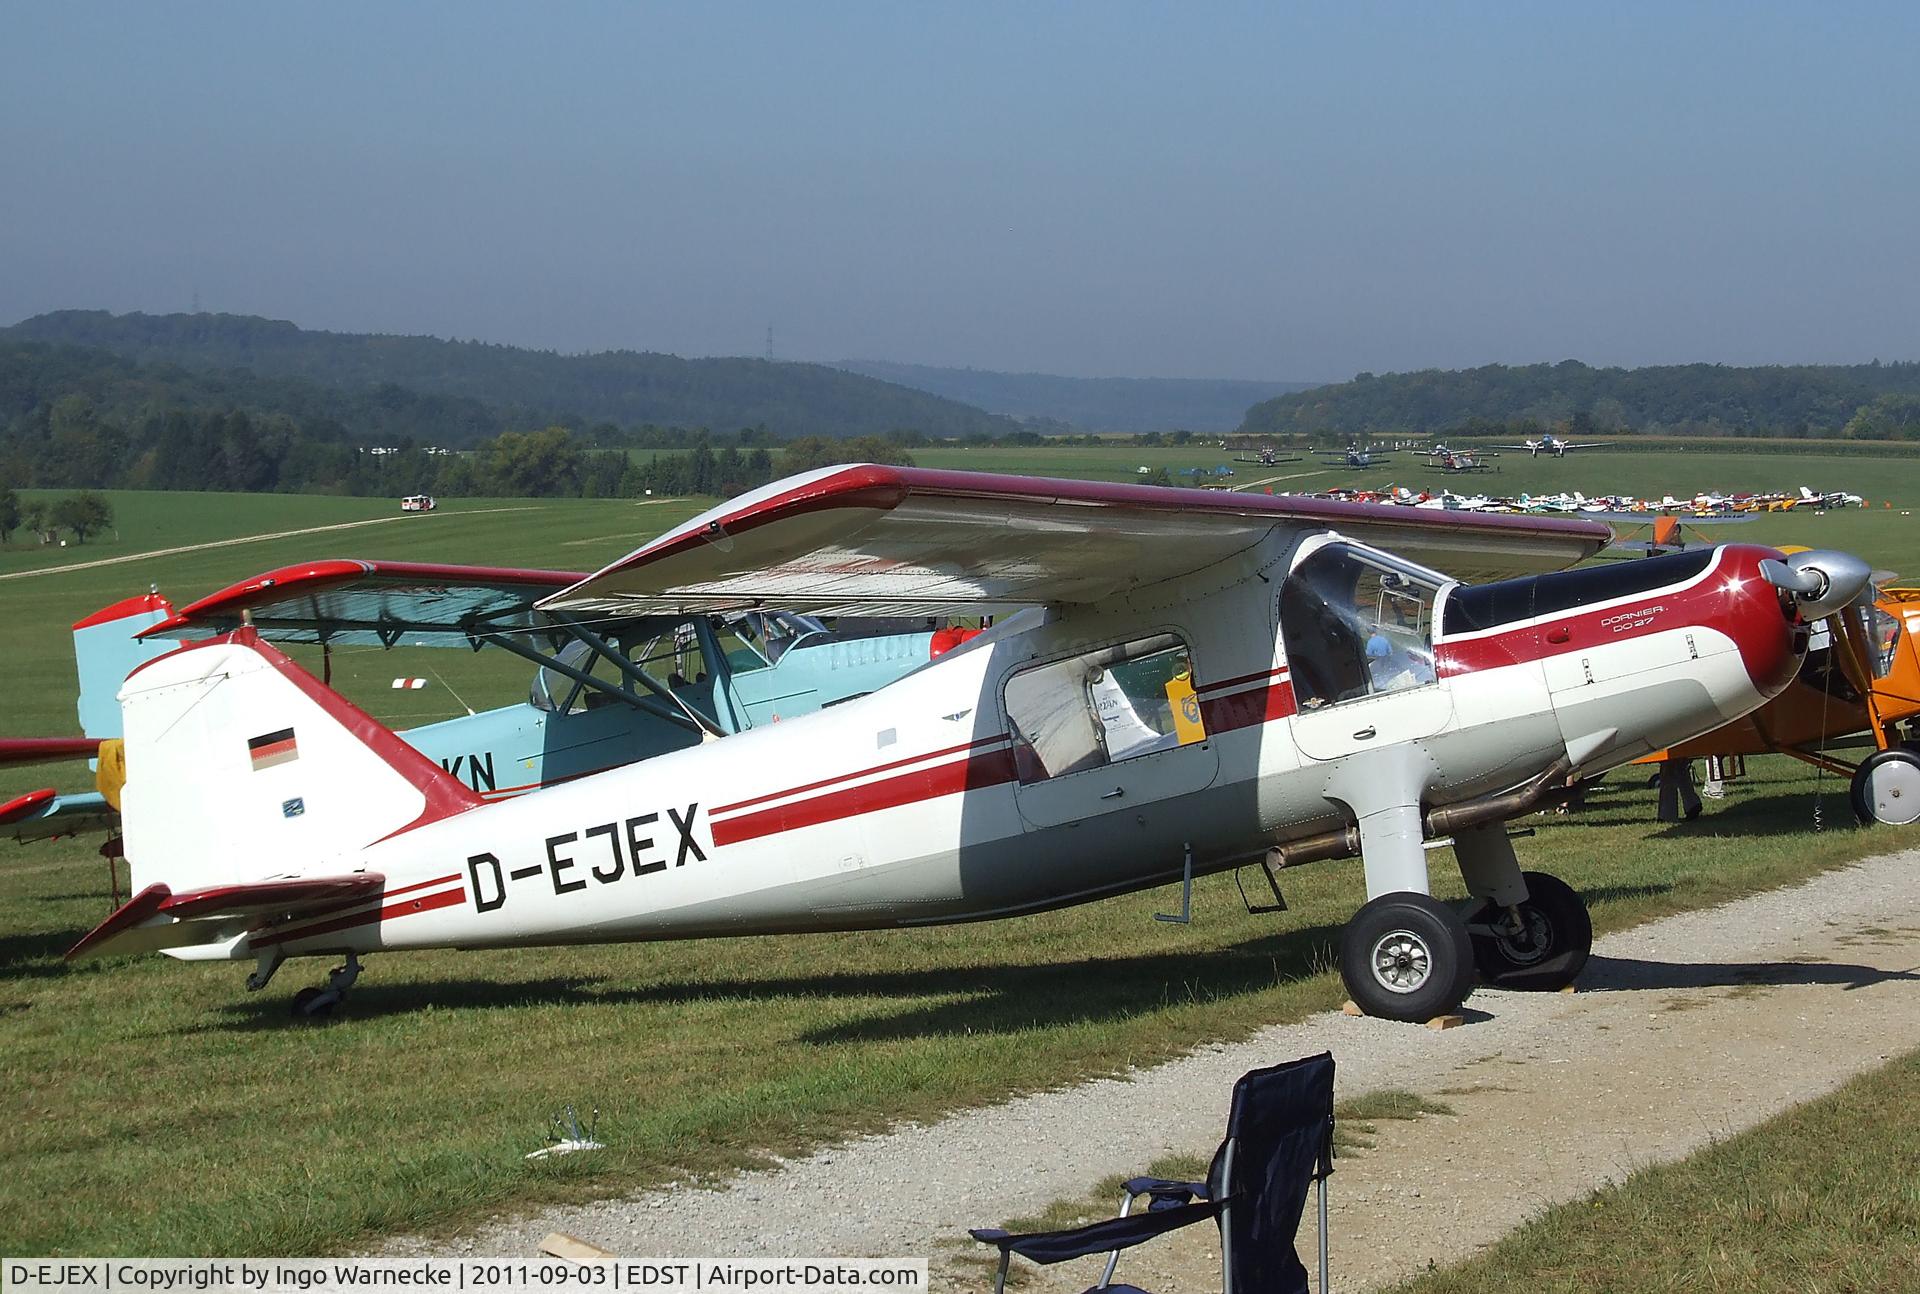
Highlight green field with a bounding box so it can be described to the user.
[4,453,1920,1255]
[1394,1047,1920,1294]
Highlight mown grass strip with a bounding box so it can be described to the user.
[1390,1049,1920,1294]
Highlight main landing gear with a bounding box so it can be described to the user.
[1463,871,1592,991]
[1340,892,1476,1022]
[1332,806,1594,1020]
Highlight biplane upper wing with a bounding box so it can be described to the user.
[541,464,1612,618]
[143,559,587,645]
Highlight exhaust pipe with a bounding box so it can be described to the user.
[1423,756,1574,837]
[1264,755,1577,869]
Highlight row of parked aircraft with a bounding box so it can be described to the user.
[2,464,1872,1026]
[1300,484,1865,518]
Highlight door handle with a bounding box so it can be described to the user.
[1101,787,1126,800]
[1352,726,1377,740]
[1546,625,1571,644]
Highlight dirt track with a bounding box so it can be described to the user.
[0,506,542,581]
[387,850,1920,1290]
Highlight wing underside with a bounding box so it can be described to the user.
[541,465,1613,618]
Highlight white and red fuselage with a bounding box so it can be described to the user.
[113,536,1803,968]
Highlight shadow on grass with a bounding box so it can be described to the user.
[1580,953,1920,993]
[1576,882,1676,906]
[0,928,84,977]
[1556,790,1869,837]
[190,921,1349,1040]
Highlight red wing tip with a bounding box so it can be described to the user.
[0,787,58,825]
[72,591,175,632]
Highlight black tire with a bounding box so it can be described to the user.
[1468,871,1592,991]
[290,986,336,1020]
[1339,891,1476,1023]
[1851,749,1920,826]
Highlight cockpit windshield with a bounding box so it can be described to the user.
[727,611,830,669]
[1279,542,1444,709]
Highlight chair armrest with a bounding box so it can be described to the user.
[969,1198,1220,1266]
[1122,1176,1210,1210]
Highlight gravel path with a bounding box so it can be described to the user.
[383,850,1920,1290]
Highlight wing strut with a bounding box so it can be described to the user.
[548,614,726,738]
[470,628,707,736]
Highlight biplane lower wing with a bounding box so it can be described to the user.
[0,788,117,843]
[66,873,387,960]
[143,559,586,645]
[541,464,1613,618]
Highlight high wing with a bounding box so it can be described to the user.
[67,874,387,960]
[541,464,1612,619]
[143,559,586,646]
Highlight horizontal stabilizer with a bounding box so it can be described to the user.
[67,874,385,961]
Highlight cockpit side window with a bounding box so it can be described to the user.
[1002,633,1207,783]
[1280,543,1442,710]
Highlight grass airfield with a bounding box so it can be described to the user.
[3,451,1920,1256]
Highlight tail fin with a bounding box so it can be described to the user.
[72,593,178,740]
[119,629,483,893]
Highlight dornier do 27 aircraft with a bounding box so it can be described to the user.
[64,465,1868,1022]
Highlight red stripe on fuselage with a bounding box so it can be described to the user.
[1200,679,1299,732]
[711,747,1019,846]
[710,735,1010,818]
[249,883,466,949]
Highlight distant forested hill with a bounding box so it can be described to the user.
[1240,359,1920,439]
[0,339,506,446]
[3,311,1017,442]
[833,360,1316,434]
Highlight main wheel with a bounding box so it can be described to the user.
[1851,749,1920,825]
[1339,891,1476,1022]
[1468,870,1592,991]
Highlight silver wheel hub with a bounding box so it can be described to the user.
[1370,928,1432,994]
[1868,760,1920,825]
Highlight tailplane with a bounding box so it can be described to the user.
[119,629,482,894]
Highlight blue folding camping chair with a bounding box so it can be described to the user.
[970,1052,1335,1294]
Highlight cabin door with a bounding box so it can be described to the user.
[1281,541,1454,763]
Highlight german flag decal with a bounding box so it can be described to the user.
[248,728,299,771]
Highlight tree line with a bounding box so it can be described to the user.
[0,393,919,536]
[1240,359,1920,440]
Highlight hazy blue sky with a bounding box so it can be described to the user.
[3,3,1915,380]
